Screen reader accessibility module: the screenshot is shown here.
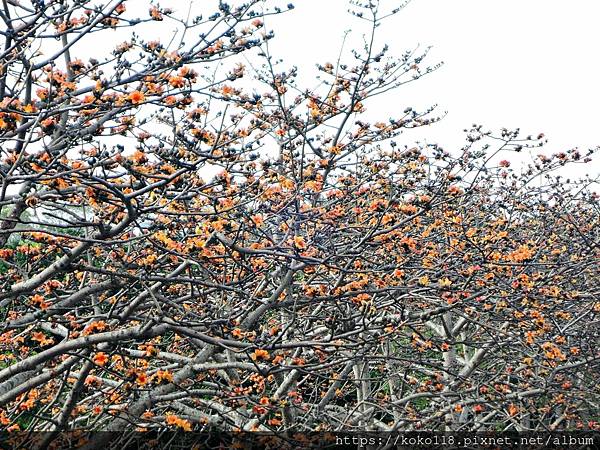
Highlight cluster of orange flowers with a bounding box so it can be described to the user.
[83,320,108,336]
[165,413,192,431]
[251,349,270,361]
[507,244,535,263]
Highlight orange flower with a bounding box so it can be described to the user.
[178,419,192,431]
[128,90,145,104]
[352,102,365,112]
[399,204,418,215]
[418,275,430,286]
[30,294,50,309]
[231,328,243,338]
[131,150,148,163]
[30,331,53,346]
[83,320,107,335]
[0,249,14,259]
[251,215,264,227]
[165,413,179,426]
[293,236,306,250]
[149,6,163,20]
[155,370,174,383]
[93,352,109,366]
[31,331,46,343]
[136,372,149,385]
[447,185,462,195]
[369,199,386,212]
[169,76,185,88]
[251,349,270,361]
[438,277,452,288]
[36,88,49,100]
[165,413,191,431]
[280,178,295,190]
[41,118,56,131]
[507,244,534,263]
[179,66,197,79]
[352,293,371,305]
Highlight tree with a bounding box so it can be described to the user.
[0,0,599,447]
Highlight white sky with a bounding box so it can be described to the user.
[264,0,600,175]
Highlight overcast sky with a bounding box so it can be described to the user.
[264,0,600,175]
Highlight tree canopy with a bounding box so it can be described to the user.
[0,0,599,448]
